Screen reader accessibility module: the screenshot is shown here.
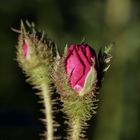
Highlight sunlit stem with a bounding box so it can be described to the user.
[70,118,81,140]
[41,83,53,140]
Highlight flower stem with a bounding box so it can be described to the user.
[41,83,53,140]
[62,97,93,140]
[70,118,81,140]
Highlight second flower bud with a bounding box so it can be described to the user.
[65,44,97,95]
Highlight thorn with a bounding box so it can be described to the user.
[53,123,60,127]
[105,56,112,63]
[92,110,96,114]
[103,65,110,72]
[64,44,68,55]
[55,44,60,59]
[37,100,44,104]
[25,20,31,27]
[39,118,46,123]
[80,37,86,44]
[11,27,21,33]
[95,99,99,102]
[20,19,27,35]
[41,31,45,41]
[96,91,100,95]
[31,22,35,28]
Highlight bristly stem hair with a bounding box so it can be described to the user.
[40,83,54,140]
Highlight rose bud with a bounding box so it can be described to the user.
[16,21,56,75]
[65,44,97,95]
[52,43,113,140]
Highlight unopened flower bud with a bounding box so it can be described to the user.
[16,21,55,73]
[65,44,97,95]
[53,43,98,96]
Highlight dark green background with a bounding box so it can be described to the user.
[0,0,140,140]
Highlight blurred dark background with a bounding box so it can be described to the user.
[0,0,140,140]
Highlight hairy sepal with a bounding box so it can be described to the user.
[52,57,98,139]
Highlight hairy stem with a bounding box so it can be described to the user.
[41,83,53,140]
[70,118,81,140]
[63,97,93,140]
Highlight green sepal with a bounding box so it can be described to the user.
[80,65,97,96]
[80,37,86,44]
[64,44,68,56]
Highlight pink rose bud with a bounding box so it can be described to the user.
[23,39,29,59]
[65,44,97,92]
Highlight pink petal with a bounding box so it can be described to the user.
[65,44,97,92]
[23,40,29,59]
